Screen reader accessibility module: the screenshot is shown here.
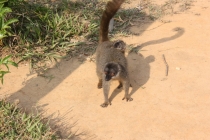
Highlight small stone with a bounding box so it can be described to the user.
[176,67,181,70]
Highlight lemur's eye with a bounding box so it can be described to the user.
[104,72,107,74]
[111,73,115,76]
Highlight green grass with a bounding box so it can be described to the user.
[2,0,105,72]
[0,55,18,84]
[1,0,151,72]
[0,99,57,139]
[0,0,193,72]
[0,0,194,139]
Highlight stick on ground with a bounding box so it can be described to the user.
[162,54,169,76]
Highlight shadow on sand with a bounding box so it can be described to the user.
[109,27,185,102]
[6,0,185,138]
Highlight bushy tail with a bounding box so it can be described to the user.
[99,0,124,43]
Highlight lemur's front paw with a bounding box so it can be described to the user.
[100,102,111,108]
[122,96,133,102]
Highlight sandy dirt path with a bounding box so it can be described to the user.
[1,0,210,139]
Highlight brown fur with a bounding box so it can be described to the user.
[99,0,125,43]
[96,0,132,107]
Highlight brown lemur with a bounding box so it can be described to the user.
[96,0,132,107]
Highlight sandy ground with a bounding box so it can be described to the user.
[1,0,210,139]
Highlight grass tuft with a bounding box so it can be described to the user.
[2,0,105,72]
[0,99,57,139]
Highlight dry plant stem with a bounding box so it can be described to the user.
[162,54,168,76]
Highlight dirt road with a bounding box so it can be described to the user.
[1,0,210,139]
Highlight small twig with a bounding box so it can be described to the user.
[162,54,168,76]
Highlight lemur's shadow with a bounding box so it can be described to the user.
[109,27,185,102]
[109,54,154,102]
[128,54,155,96]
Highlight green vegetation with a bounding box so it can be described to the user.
[0,0,193,75]
[0,99,57,139]
[0,0,18,40]
[2,0,105,72]
[0,1,58,139]
[0,0,193,139]
[0,0,193,72]
[0,0,18,84]
[0,55,18,84]
[1,0,150,71]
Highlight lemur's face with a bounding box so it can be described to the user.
[104,63,119,81]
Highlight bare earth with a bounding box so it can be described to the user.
[1,0,210,139]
